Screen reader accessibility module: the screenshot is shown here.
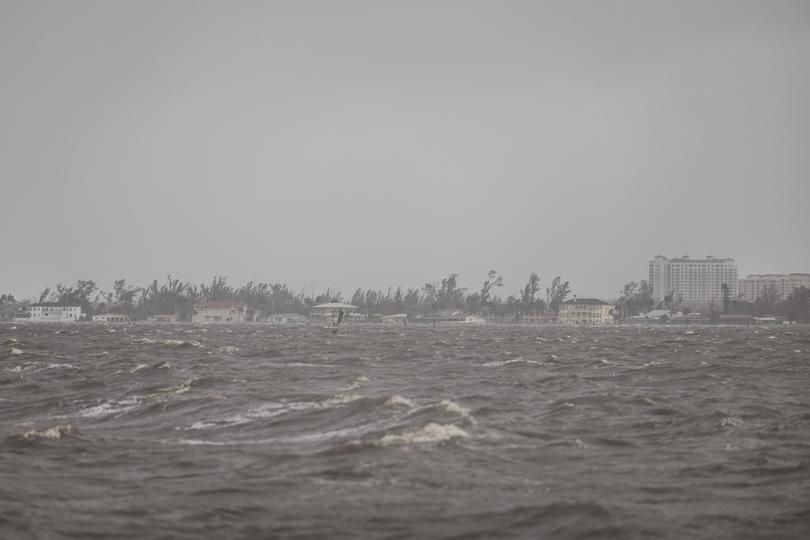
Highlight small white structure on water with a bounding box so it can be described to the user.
[92,313,129,323]
[310,303,359,324]
[29,303,83,322]
[192,301,249,324]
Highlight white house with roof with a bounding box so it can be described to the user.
[559,298,614,325]
[310,303,359,324]
[29,303,83,322]
[192,301,250,324]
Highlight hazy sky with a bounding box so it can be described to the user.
[2,0,809,300]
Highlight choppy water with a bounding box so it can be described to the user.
[1,323,809,539]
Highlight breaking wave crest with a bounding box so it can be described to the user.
[379,423,469,446]
[23,424,77,440]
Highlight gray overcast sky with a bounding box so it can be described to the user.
[2,0,809,300]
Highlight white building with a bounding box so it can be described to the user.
[559,298,614,325]
[29,303,83,322]
[310,303,359,324]
[649,255,738,308]
[381,313,408,325]
[192,301,249,324]
[738,273,810,302]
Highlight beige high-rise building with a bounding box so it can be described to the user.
[649,255,738,309]
[738,274,810,301]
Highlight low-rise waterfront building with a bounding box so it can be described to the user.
[717,314,755,326]
[417,311,486,325]
[148,313,179,322]
[92,313,129,323]
[192,301,250,324]
[29,303,83,322]
[559,298,614,325]
[309,303,359,324]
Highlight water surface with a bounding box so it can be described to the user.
[2,323,809,539]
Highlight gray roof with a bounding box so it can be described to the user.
[312,303,358,309]
[563,298,610,305]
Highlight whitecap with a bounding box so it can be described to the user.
[323,393,365,407]
[8,362,37,372]
[380,423,468,446]
[482,358,519,367]
[23,424,75,440]
[386,395,416,408]
[339,375,370,391]
[219,345,240,354]
[184,417,251,430]
[163,339,204,348]
[189,394,367,430]
[440,399,474,422]
[79,397,141,418]
[43,363,80,370]
[163,381,191,397]
[174,424,372,446]
[266,362,335,368]
[174,438,228,446]
[10,347,23,355]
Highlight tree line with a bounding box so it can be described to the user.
[5,275,807,322]
[3,271,574,322]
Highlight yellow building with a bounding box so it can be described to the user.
[559,298,614,325]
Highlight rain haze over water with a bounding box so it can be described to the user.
[2,1,810,539]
